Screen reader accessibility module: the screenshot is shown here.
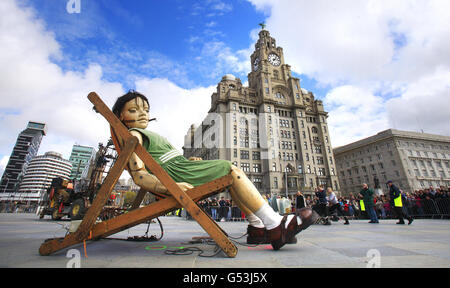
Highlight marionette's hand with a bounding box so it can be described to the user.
[188,157,202,161]
[177,182,194,192]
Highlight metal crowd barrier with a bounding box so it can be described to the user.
[403,198,450,219]
[182,206,247,222]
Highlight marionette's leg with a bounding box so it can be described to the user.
[229,165,318,250]
[229,186,270,244]
[228,187,263,227]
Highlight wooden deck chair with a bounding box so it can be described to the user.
[39,92,238,258]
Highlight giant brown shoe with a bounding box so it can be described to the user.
[295,208,319,233]
[247,225,297,245]
[267,208,318,251]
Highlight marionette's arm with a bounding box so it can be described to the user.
[188,156,202,161]
[128,130,193,194]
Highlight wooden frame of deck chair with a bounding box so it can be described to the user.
[39,92,238,258]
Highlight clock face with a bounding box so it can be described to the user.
[253,57,260,71]
[268,53,281,66]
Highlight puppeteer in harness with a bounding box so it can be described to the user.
[112,90,318,250]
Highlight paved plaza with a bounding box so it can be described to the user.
[0,213,449,268]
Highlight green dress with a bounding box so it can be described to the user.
[130,128,232,187]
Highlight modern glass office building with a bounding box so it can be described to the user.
[17,151,72,202]
[68,144,96,180]
[0,121,47,200]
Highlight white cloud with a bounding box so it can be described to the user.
[135,78,216,151]
[385,67,450,135]
[248,0,450,145]
[0,0,125,161]
[324,85,389,147]
[0,0,215,167]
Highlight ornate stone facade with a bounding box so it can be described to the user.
[183,29,339,197]
[334,129,450,195]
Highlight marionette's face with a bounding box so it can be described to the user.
[119,97,150,129]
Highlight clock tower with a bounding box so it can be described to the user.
[248,29,304,108]
[184,28,340,197]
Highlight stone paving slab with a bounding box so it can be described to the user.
[0,213,449,268]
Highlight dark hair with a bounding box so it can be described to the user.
[112,90,150,118]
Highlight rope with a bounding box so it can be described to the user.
[83,230,93,258]
[163,232,260,257]
[102,217,164,242]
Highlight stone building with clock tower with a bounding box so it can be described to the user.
[183,29,340,197]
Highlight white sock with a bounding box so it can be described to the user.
[254,203,283,230]
[254,203,302,230]
[246,213,265,228]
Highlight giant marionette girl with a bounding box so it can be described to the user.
[112,90,317,250]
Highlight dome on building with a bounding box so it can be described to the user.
[223,74,236,81]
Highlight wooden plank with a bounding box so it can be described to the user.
[88,92,237,257]
[73,136,138,241]
[92,175,233,239]
[38,175,232,256]
[130,188,148,211]
[39,137,138,256]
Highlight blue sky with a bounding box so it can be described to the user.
[1,0,450,178]
[16,0,326,94]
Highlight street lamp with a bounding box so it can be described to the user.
[284,165,288,198]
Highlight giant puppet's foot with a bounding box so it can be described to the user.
[247,225,297,245]
[295,208,319,233]
[267,208,318,250]
[267,215,288,250]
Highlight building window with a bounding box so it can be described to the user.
[253,164,261,173]
[240,150,249,159]
[240,163,250,172]
[253,177,262,189]
[314,146,322,154]
[288,177,297,188]
[272,163,277,171]
[274,177,278,189]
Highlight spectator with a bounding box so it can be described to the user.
[387,181,413,225]
[326,187,349,225]
[375,196,386,219]
[314,186,331,225]
[359,183,379,224]
[210,198,218,220]
[295,191,306,211]
[219,196,228,222]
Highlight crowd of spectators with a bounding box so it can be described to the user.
[302,185,450,220]
[193,185,449,222]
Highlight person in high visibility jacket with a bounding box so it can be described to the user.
[359,183,379,223]
[387,181,413,225]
